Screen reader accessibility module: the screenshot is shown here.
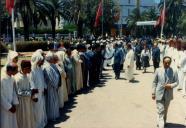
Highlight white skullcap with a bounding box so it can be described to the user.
[103,40,106,43]
[86,44,90,48]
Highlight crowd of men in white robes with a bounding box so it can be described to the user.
[1,37,119,128]
[161,38,186,96]
[1,36,186,128]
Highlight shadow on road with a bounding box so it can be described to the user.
[142,71,154,74]
[166,123,186,128]
[129,79,140,83]
[45,72,111,128]
[45,96,78,128]
[133,73,139,75]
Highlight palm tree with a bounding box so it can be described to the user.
[177,12,186,35]
[126,0,141,36]
[141,8,158,36]
[158,0,184,35]
[36,0,73,39]
[15,0,48,40]
[15,0,35,40]
[72,0,86,38]
[126,8,140,36]
[141,8,158,21]
[127,7,158,36]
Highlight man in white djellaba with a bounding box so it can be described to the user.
[176,39,184,91]
[1,50,19,76]
[30,51,47,128]
[167,39,176,69]
[124,43,135,82]
[43,51,60,121]
[56,51,69,108]
[1,63,19,128]
[178,41,186,95]
[14,60,35,128]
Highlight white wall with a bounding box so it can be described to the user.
[118,0,157,24]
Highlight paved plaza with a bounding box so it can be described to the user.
[46,65,186,128]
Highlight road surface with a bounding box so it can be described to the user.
[46,66,186,128]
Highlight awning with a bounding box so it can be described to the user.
[136,21,156,26]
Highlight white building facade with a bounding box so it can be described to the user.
[118,0,158,25]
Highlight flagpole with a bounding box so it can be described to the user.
[160,0,165,39]
[12,8,16,51]
[101,0,103,37]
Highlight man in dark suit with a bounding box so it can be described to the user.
[152,43,161,72]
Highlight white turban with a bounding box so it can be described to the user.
[35,49,43,54]
[31,51,44,69]
[45,51,54,62]
[7,50,18,63]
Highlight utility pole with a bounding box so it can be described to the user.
[120,1,122,37]
[160,0,165,39]
[102,0,104,37]
[0,0,2,37]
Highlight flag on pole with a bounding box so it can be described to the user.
[94,0,103,27]
[6,0,16,51]
[155,2,166,27]
[6,0,14,15]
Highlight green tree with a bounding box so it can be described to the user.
[34,0,73,39]
[126,7,158,36]
[141,8,158,36]
[102,0,120,35]
[158,0,185,35]
[126,8,140,36]
[141,8,158,21]
[177,12,186,35]
[72,0,120,37]
[15,0,37,40]
[126,0,141,36]
[0,3,9,35]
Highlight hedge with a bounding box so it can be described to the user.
[16,28,76,35]
[1,40,80,53]
[16,41,48,52]
[0,42,8,53]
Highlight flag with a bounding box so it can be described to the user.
[6,0,14,15]
[155,2,166,27]
[94,0,103,27]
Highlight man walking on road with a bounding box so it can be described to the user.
[152,56,178,128]
[152,43,160,72]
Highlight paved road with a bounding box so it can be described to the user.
[46,66,186,128]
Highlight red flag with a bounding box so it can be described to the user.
[155,4,166,27]
[94,0,103,27]
[6,0,14,15]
